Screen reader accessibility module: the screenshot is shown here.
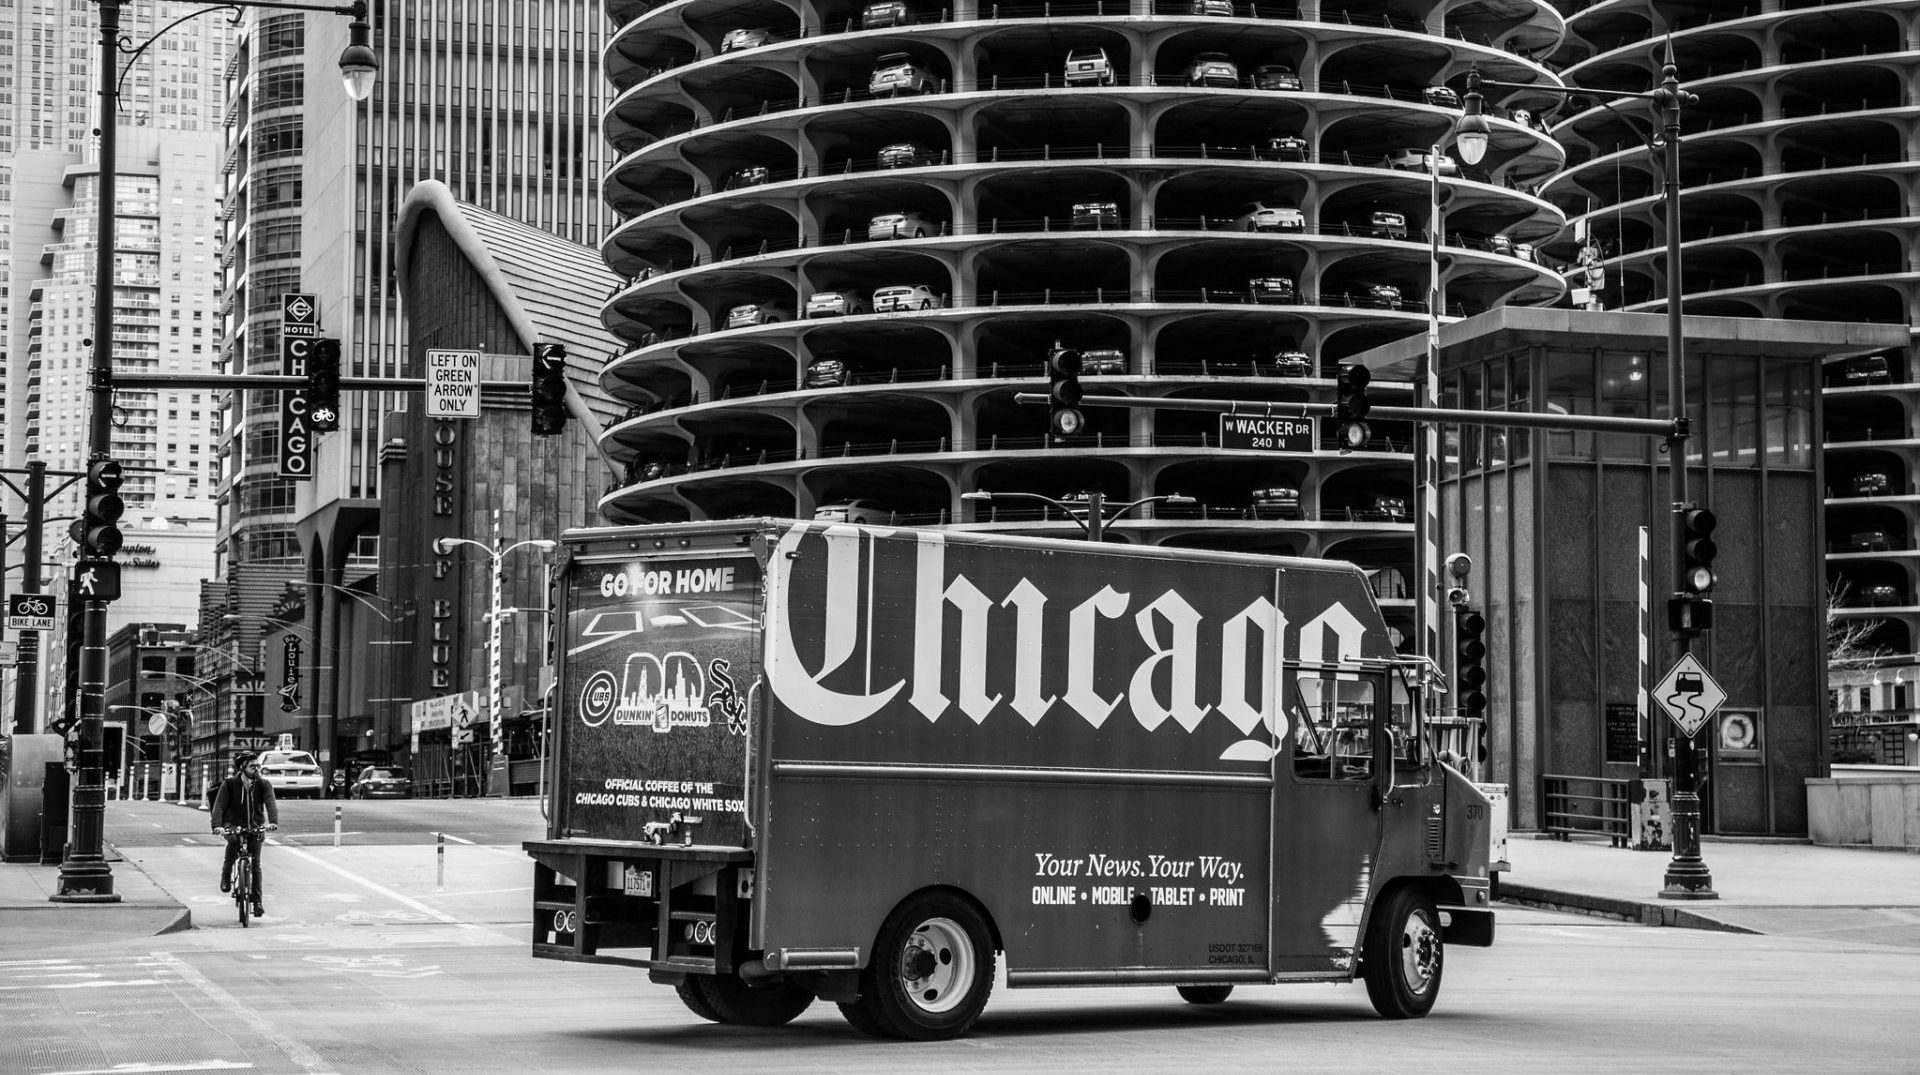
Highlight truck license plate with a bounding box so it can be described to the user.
[623,865,653,896]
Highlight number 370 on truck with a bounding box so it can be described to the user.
[526,520,1496,1039]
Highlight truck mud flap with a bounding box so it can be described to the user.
[1440,906,1495,948]
[526,839,752,972]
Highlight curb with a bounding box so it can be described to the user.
[1498,882,1760,934]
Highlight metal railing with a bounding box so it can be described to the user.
[1542,773,1631,847]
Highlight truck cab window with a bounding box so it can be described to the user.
[1291,675,1376,781]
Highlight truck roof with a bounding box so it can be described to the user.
[562,517,1374,581]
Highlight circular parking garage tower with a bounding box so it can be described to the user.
[595,0,1569,646]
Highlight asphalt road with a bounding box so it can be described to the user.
[1,799,1911,1073]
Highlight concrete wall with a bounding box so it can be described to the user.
[1806,768,1920,848]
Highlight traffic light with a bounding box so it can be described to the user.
[73,458,126,556]
[1046,343,1085,443]
[307,337,342,432]
[532,342,568,436]
[1669,507,1717,634]
[1335,364,1372,451]
[1454,609,1488,716]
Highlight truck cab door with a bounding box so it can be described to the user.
[1270,669,1388,974]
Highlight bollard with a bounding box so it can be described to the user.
[334,804,343,848]
[435,831,445,891]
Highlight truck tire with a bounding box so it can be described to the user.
[675,978,721,1022]
[692,971,815,1027]
[850,891,995,1040]
[1176,985,1234,1005]
[1361,886,1443,1019]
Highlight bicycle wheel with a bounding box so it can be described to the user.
[234,856,252,927]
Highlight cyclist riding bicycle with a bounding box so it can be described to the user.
[211,751,279,917]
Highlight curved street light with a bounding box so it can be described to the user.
[434,516,557,778]
[963,490,1195,542]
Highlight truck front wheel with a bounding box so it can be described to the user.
[849,891,995,1040]
[1361,887,1443,1019]
[692,971,815,1027]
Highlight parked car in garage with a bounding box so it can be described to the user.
[1367,209,1407,240]
[805,290,866,318]
[814,499,895,524]
[878,142,938,168]
[1260,134,1310,161]
[1865,584,1903,606]
[1189,0,1232,13]
[868,210,937,240]
[1063,46,1115,86]
[1854,472,1893,495]
[1422,84,1460,107]
[1184,52,1239,87]
[1081,349,1127,374]
[1253,63,1301,91]
[872,284,942,311]
[1372,495,1409,518]
[861,0,911,27]
[1071,200,1120,229]
[869,52,937,95]
[1250,486,1300,519]
[726,302,789,328]
[805,359,856,388]
[1264,349,1313,377]
[1848,529,1896,551]
[1386,147,1458,175]
[259,750,323,799]
[1232,200,1304,232]
[720,27,771,52]
[1365,283,1403,309]
[1842,355,1892,383]
[725,165,770,189]
[1250,276,1297,303]
[351,767,412,799]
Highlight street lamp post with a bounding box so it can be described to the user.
[1460,50,1713,898]
[434,511,556,794]
[55,0,376,901]
[962,490,1196,541]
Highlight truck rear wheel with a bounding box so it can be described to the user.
[692,971,815,1027]
[1361,887,1443,1019]
[1177,985,1233,1005]
[675,978,721,1022]
[849,891,995,1040]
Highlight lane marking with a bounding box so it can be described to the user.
[269,841,469,927]
[151,951,337,1075]
[45,1062,254,1074]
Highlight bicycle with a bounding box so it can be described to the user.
[220,825,267,926]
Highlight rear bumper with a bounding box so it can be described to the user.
[525,838,753,973]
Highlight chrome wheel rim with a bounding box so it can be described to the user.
[1399,909,1441,994]
[898,916,975,1014]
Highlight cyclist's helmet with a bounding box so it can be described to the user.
[233,751,258,769]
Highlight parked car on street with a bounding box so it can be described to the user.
[1253,63,1300,90]
[868,210,937,240]
[351,767,412,799]
[259,750,323,799]
[1250,486,1300,518]
[805,290,866,318]
[726,302,789,328]
[813,499,894,524]
[720,27,771,52]
[1250,276,1297,303]
[878,142,938,168]
[1184,52,1239,87]
[869,52,937,96]
[1233,200,1304,232]
[872,284,942,311]
[1063,47,1115,86]
[805,359,856,388]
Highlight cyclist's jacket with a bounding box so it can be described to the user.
[211,773,280,830]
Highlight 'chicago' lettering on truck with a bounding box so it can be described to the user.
[526,520,1495,1040]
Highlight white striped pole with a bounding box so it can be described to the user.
[1638,525,1650,776]
[1416,145,1445,671]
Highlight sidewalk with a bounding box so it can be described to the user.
[1502,833,1920,938]
[0,848,191,949]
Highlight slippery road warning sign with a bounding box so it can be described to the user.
[426,350,482,418]
[1651,653,1726,739]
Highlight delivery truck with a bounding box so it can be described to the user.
[526,520,1495,1039]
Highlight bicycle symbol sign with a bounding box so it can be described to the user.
[6,593,57,632]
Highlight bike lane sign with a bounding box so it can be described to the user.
[7,593,56,632]
[1651,653,1726,739]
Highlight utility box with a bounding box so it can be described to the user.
[0,735,62,862]
[1630,777,1672,851]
